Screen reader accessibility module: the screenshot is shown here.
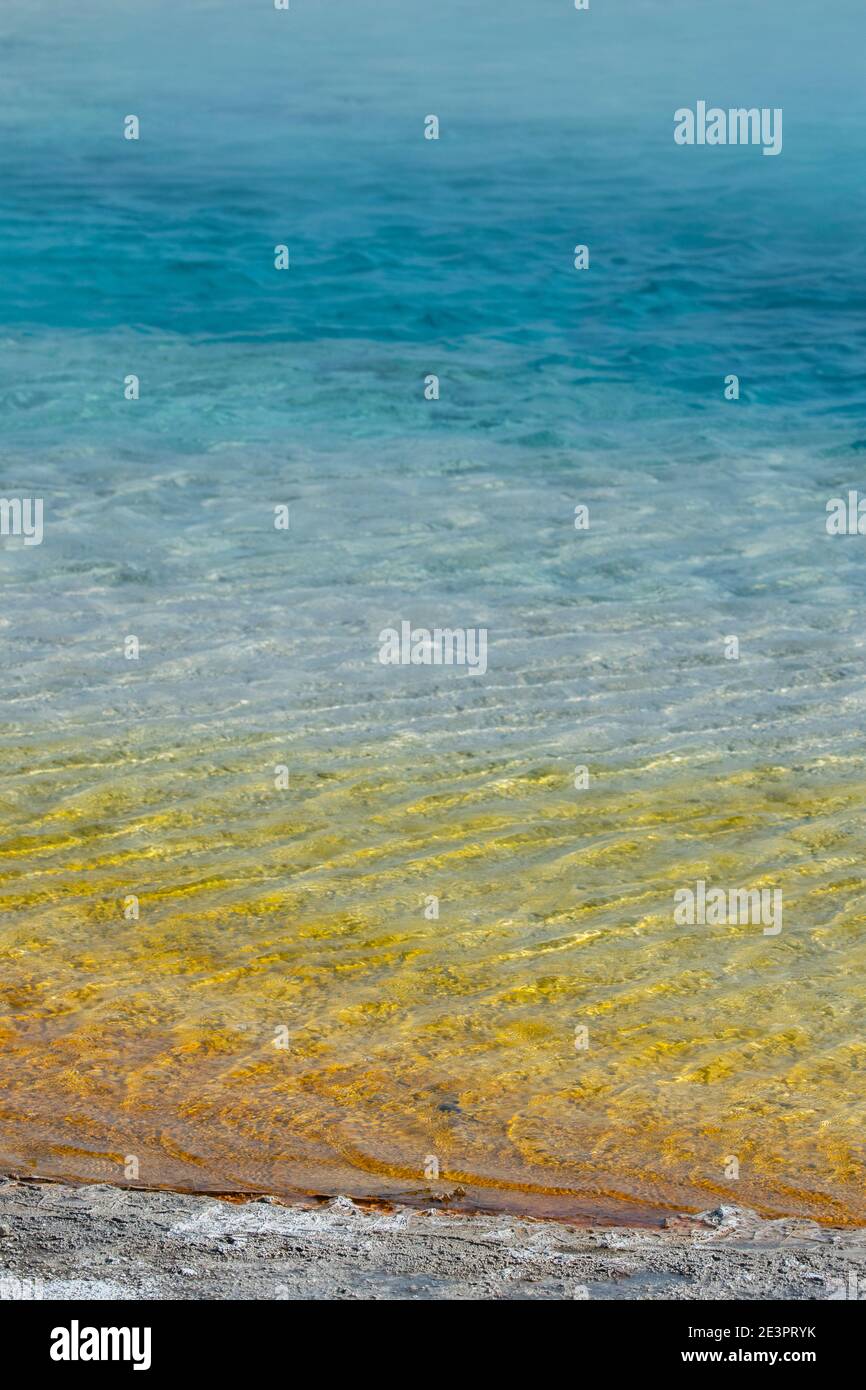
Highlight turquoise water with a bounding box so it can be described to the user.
[3,0,866,763]
[2,0,866,1220]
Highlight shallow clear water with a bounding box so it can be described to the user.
[1,0,866,1222]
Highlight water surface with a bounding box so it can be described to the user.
[1,0,866,1222]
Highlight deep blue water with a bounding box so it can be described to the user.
[2,2,864,381]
